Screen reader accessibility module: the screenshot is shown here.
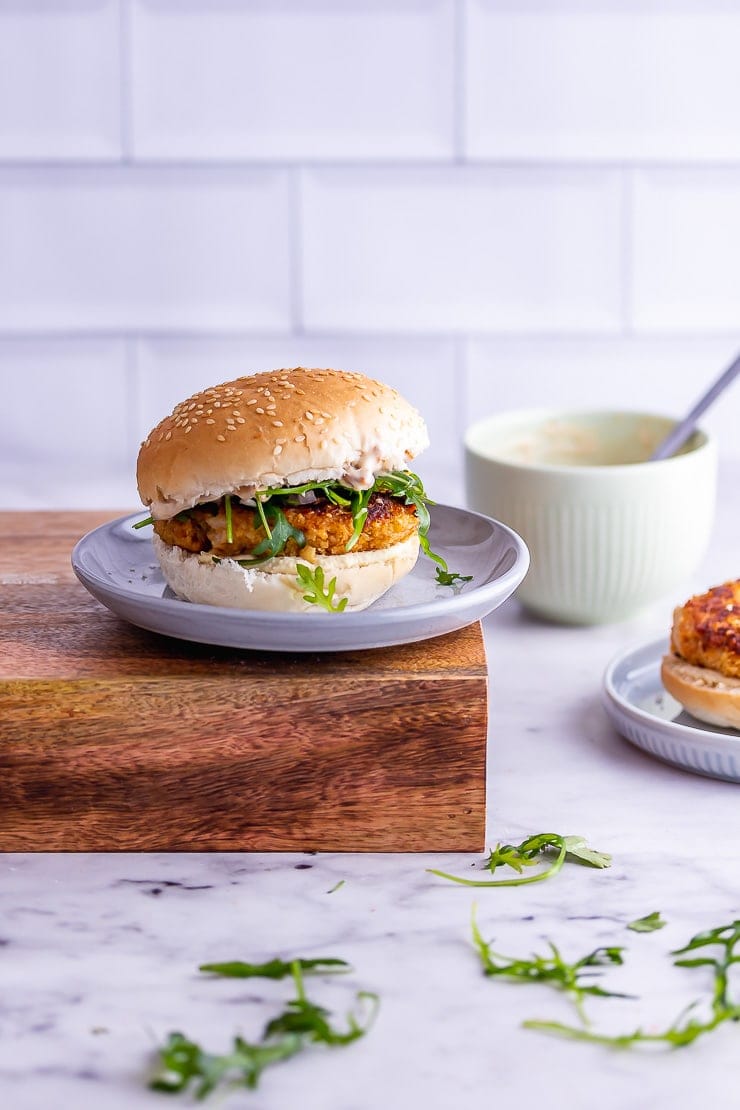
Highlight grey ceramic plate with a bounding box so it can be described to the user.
[603,637,740,782]
[71,505,529,653]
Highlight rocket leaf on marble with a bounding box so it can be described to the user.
[472,911,629,1025]
[627,912,666,934]
[526,920,740,1049]
[427,832,611,887]
[150,1030,304,1099]
[199,957,350,980]
[150,959,377,1100]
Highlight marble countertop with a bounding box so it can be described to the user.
[4,466,740,1110]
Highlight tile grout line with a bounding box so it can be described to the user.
[288,168,304,334]
[0,329,739,344]
[124,336,139,451]
[3,158,740,173]
[620,167,634,337]
[454,335,468,471]
[118,0,134,163]
[453,0,467,163]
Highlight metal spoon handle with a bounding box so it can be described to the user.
[650,353,740,461]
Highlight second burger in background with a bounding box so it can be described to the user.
[662,579,740,729]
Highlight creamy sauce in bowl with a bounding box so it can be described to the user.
[467,411,705,470]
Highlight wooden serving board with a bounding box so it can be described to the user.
[0,512,488,853]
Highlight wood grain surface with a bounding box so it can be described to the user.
[0,512,488,852]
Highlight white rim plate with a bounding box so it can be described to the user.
[603,637,740,782]
[71,504,529,653]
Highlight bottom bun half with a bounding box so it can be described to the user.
[661,653,740,730]
[152,532,420,613]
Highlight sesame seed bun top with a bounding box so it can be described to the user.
[136,367,430,519]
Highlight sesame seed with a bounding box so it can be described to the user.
[217,434,226,442]
[274,444,283,455]
[165,431,172,440]
[185,426,192,434]
[294,434,306,443]
[247,399,257,406]
[256,407,265,414]
[206,418,215,424]
[272,420,283,427]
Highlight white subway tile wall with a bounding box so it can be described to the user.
[301,168,623,332]
[0,168,292,331]
[130,0,455,160]
[0,0,121,160]
[0,0,738,510]
[465,0,740,161]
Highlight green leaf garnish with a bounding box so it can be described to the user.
[296,564,348,612]
[525,920,740,1049]
[251,503,305,561]
[134,469,471,584]
[224,493,233,545]
[435,567,473,587]
[254,491,272,539]
[133,516,154,530]
[627,912,666,934]
[346,488,374,551]
[560,836,612,869]
[427,832,611,887]
[150,959,377,1099]
[150,1030,304,1098]
[199,957,349,980]
[263,963,376,1048]
[473,912,628,1025]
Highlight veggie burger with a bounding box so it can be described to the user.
[136,367,445,612]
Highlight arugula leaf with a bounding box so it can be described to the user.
[150,1030,304,1099]
[254,491,272,539]
[296,564,348,612]
[345,488,374,551]
[627,912,666,934]
[473,913,628,1025]
[427,832,610,887]
[251,503,305,560]
[199,957,349,980]
[359,470,470,586]
[150,960,377,1100]
[435,567,473,588]
[526,920,740,1049]
[134,468,472,585]
[263,994,377,1047]
[561,836,612,869]
[224,493,234,545]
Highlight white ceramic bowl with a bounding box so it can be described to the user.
[464,410,717,625]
